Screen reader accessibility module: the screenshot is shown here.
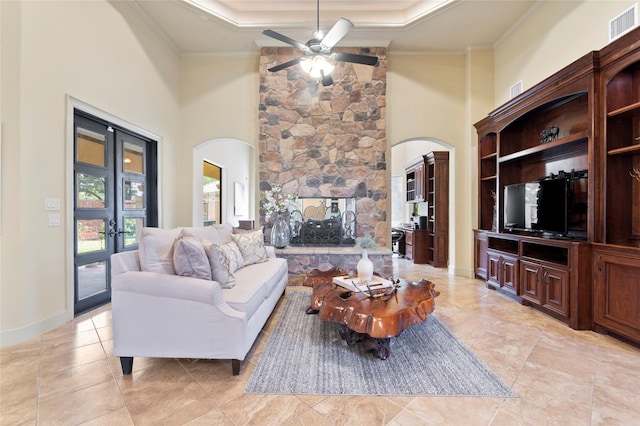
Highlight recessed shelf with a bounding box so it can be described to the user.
[608,101,640,117]
[499,131,589,163]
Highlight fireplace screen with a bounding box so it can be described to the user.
[289,197,356,246]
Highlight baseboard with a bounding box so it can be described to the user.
[0,310,68,348]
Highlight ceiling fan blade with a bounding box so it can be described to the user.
[320,18,354,50]
[268,57,303,73]
[263,29,310,53]
[331,52,379,67]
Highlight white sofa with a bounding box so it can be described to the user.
[110,223,288,375]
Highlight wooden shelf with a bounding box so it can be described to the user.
[481,152,497,160]
[608,101,640,117]
[499,131,589,163]
[608,144,640,155]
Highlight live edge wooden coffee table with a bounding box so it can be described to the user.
[304,267,440,360]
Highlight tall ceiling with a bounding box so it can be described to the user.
[128,0,537,55]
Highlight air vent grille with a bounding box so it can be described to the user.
[610,4,637,42]
[510,81,523,99]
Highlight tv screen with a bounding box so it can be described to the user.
[537,177,568,235]
[504,182,540,230]
[503,177,568,236]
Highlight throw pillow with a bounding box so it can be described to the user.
[202,240,237,288]
[173,230,212,280]
[138,227,181,274]
[231,229,268,266]
[217,241,245,272]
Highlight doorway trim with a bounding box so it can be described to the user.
[65,95,163,321]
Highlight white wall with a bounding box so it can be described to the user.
[0,0,181,346]
[494,0,635,104]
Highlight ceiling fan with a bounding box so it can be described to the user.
[262,0,379,86]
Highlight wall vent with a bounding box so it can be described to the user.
[510,81,523,99]
[610,4,638,42]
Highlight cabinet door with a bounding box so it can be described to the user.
[502,255,519,295]
[487,251,502,289]
[405,231,414,260]
[474,232,488,280]
[594,250,640,342]
[542,266,569,317]
[521,260,542,303]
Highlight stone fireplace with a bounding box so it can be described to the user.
[258,46,392,281]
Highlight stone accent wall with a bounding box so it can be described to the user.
[258,46,388,245]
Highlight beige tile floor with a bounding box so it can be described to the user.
[1,258,639,425]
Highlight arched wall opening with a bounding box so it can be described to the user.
[192,138,254,227]
[390,138,456,274]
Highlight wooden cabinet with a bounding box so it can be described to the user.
[474,229,488,280]
[404,157,425,202]
[404,229,429,264]
[521,260,569,318]
[487,250,519,295]
[425,152,449,267]
[477,231,591,329]
[592,244,640,343]
[404,152,449,267]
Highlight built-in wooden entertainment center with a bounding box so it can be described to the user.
[474,28,640,344]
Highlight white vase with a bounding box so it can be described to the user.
[357,249,374,282]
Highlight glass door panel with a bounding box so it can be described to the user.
[77,261,107,300]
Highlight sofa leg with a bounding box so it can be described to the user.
[120,357,133,375]
[231,359,241,376]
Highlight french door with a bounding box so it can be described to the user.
[73,111,157,315]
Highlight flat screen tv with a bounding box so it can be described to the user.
[503,177,568,236]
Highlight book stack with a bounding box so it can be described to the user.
[332,276,394,294]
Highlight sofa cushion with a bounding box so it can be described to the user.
[236,257,288,294]
[138,224,233,275]
[202,240,236,289]
[231,229,268,266]
[222,279,267,320]
[138,227,181,274]
[173,230,211,280]
[226,257,288,319]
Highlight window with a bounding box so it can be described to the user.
[203,161,221,225]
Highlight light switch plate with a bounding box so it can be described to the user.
[45,198,61,211]
[48,214,61,227]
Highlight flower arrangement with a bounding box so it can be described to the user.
[356,232,378,250]
[261,182,298,219]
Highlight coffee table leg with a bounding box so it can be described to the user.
[338,326,391,359]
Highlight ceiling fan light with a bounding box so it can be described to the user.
[300,56,335,79]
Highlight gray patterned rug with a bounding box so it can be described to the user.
[246,291,517,397]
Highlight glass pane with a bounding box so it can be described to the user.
[124,218,143,248]
[77,127,105,167]
[76,219,106,254]
[124,180,145,209]
[203,176,220,226]
[77,261,107,300]
[124,143,144,174]
[77,174,106,208]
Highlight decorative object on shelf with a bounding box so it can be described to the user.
[540,126,559,144]
[490,190,498,232]
[261,182,298,248]
[630,167,640,182]
[270,211,291,249]
[355,233,378,282]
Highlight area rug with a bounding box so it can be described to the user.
[246,290,516,397]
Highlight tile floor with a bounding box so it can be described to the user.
[1,258,639,425]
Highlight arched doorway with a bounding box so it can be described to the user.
[192,138,254,227]
[391,138,455,272]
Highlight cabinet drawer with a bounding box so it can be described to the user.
[405,231,414,244]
